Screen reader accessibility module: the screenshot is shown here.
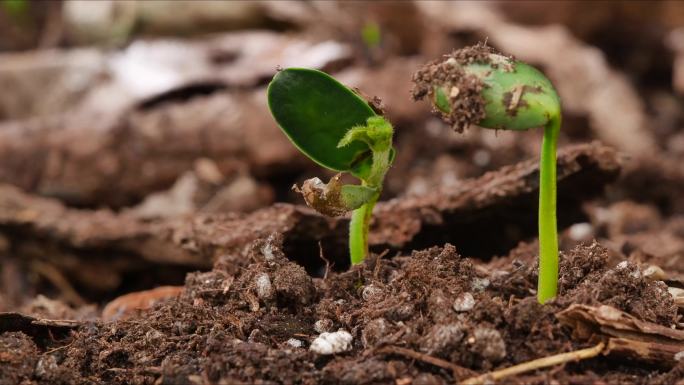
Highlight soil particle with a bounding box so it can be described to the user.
[361,317,390,348]
[469,327,507,365]
[286,338,304,348]
[489,256,538,299]
[309,330,353,355]
[255,272,274,300]
[452,292,475,312]
[469,295,505,325]
[419,323,466,357]
[558,240,609,292]
[450,42,502,66]
[361,284,384,302]
[0,332,39,385]
[412,43,506,132]
[427,288,453,322]
[314,318,334,333]
[272,262,316,307]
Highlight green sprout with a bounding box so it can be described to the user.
[268,68,395,265]
[413,44,561,304]
[1,0,27,19]
[361,21,381,50]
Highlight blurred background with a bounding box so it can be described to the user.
[1,0,684,310]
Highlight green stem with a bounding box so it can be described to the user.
[349,191,379,265]
[349,145,391,264]
[537,115,560,303]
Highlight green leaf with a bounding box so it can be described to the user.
[268,68,377,178]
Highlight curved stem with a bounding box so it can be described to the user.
[537,115,560,303]
[349,191,379,265]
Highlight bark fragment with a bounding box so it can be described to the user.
[557,304,684,367]
[0,142,620,297]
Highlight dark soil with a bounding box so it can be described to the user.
[1,235,682,385]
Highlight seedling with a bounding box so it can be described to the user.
[413,44,561,304]
[267,68,394,265]
[361,21,381,50]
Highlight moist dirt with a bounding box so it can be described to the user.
[2,234,682,385]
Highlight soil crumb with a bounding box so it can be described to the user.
[0,332,39,385]
[412,42,505,132]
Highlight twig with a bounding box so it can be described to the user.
[376,345,476,379]
[461,342,605,385]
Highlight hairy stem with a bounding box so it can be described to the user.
[538,115,560,303]
[349,145,391,264]
[349,191,379,265]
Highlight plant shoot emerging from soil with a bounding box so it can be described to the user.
[268,68,395,265]
[413,43,562,304]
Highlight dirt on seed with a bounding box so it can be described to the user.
[411,43,505,132]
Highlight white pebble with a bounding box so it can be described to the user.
[675,351,684,361]
[309,330,353,355]
[255,273,273,299]
[286,338,304,348]
[362,285,383,301]
[453,292,475,312]
[471,277,490,292]
[568,222,593,241]
[261,244,274,260]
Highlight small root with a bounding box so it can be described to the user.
[318,241,332,280]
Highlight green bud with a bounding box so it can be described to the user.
[338,116,394,153]
[412,43,561,132]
